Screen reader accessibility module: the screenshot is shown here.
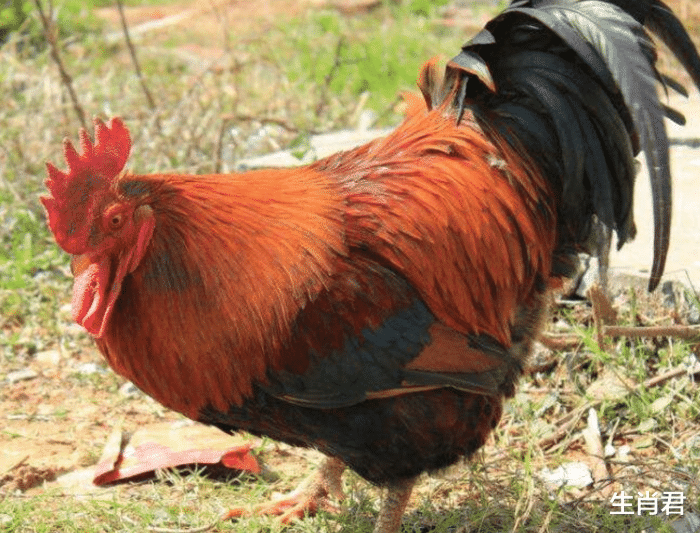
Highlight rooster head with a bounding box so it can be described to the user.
[42,117,155,338]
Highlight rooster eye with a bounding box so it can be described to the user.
[105,211,125,231]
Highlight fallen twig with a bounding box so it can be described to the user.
[589,284,617,350]
[603,324,700,340]
[582,408,610,496]
[538,360,700,451]
[538,403,589,450]
[643,362,700,388]
[670,137,700,147]
[538,333,582,352]
[148,520,220,533]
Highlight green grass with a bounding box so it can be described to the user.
[277,3,462,120]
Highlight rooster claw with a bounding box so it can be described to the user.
[223,492,342,524]
[223,457,346,525]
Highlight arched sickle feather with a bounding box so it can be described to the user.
[641,0,700,289]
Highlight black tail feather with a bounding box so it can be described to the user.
[647,1,700,90]
[445,0,700,290]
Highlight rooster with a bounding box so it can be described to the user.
[43,0,700,531]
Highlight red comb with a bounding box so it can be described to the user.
[42,117,131,254]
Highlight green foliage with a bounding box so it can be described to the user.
[52,0,104,37]
[277,2,464,124]
[1,0,104,47]
[0,1,31,40]
[0,191,64,291]
[406,0,449,18]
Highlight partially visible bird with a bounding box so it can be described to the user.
[42,0,700,531]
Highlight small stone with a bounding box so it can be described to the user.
[616,444,631,462]
[35,350,61,367]
[638,418,657,432]
[604,442,616,457]
[688,306,700,325]
[75,363,104,375]
[119,382,141,398]
[669,512,700,533]
[6,368,39,383]
[540,462,593,490]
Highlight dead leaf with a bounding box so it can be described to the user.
[92,420,260,486]
[585,368,634,402]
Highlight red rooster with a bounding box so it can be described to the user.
[43,0,700,531]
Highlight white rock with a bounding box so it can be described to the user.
[6,368,39,383]
[616,444,632,462]
[35,350,61,367]
[118,382,141,398]
[540,462,593,490]
[236,127,393,170]
[75,363,104,375]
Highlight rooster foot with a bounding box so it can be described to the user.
[223,456,346,524]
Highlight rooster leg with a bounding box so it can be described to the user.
[223,456,346,524]
[373,477,416,533]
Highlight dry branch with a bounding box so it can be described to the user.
[588,284,617,350]
[316,36,346,118]
[33,0,87,129]
[603,324,700,340]
[116,0,160,127]
[537,360,700,451]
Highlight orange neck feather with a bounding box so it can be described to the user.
[100,168,346,418]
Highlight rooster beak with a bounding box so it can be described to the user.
[71,252,114,337]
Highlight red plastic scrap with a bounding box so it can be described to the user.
[93,442,260,486]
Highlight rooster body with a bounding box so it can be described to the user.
[85,111,554,484]
[43,0,700,531]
